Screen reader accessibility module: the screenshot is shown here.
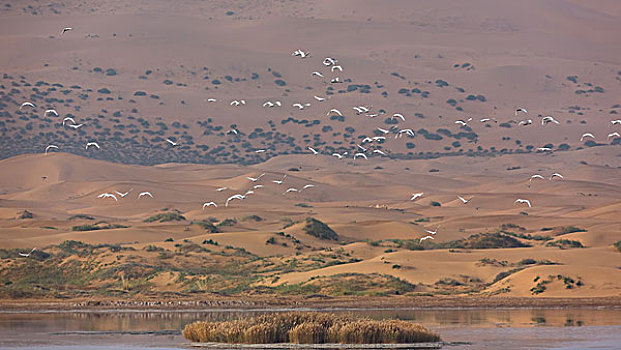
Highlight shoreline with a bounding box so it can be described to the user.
[1,296,620,312]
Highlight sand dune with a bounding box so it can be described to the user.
[0,0,619,301]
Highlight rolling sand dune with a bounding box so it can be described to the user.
[0,0,619,303]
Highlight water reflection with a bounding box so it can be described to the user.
[0,308,619,348]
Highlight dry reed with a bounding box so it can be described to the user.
[182,312,440,344]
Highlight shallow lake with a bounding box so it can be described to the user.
[0,308,619,349]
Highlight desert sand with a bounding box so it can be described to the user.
[0,0,620,306]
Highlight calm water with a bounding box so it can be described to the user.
[0,308,619,349]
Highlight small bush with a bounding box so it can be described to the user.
[546,239,584,249]
[145,210,186,223]
[19,210,33,219]
[555,226,587,236]
[518,258,537,265]
[242,215,263,222]
[615,240,621,253]
[192,220,220,233]
[303,218,338,240]
[72,223,129,231]
[68,214,95,221]
[217,218,238,227]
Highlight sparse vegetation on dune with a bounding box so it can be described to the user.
[303,218,338,241]
[182,312,440,344]
[278,273,415,296]
[144,210,186,223]
[72,223,129,231]
[546,239,585,249]
[386,232,530,251]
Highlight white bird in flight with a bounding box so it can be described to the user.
[165,138,180,146]
[398,129,415,138]
[519,119,532,126]
[301,184,314,190]
[20,102,36,110]
[283,188,298,194]
[515,108,528,116]
[392,113,405,122]
[373,149,387,156]
[203,202,218,209]
[216,187,228,192]
[62,117,75,126]
[455,118,473,126]
[292,49,310,58]
[314,95,326,102]
[611,120,621,125]
[457,196,473,204]
[115,189,132,198]
[61,27,73,35]
[608,132,620,139]
[480,118,497,123]
[425,226,440,235]
[411,192,424,201]
[19,248,37,257]
[44,109,58,117]
[227,129,239,135]
[311,71,324,78]
[247,173,266,182]
[253,184,264,189]
[529,174,545,181]
[420,235,435,242]
[272,175,287,185]
[331,65,343,72]
[45,144,59,155]
[550,173,564,180]
[353,152,367,160]
[542,116,559,125]
[330,77,342,84]
[138,191,153,199]
[332,152,346,159]
[225,194,245,207]
[85,142,100,150]
[292,102,310,110]
[98,193,118,201]
[307,146,319,155]
[323,57,337,66]
[580,133,595,142]
[514,198,532,207]
[536,147,552,152]
[68,123,84,130]
[353,106,370,114]
[376,127,389,135]
[206,98,217,103]
[327,109,343,117]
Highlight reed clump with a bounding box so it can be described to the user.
[182,312,440,344]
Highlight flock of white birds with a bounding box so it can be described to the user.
[14,28,621,256]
